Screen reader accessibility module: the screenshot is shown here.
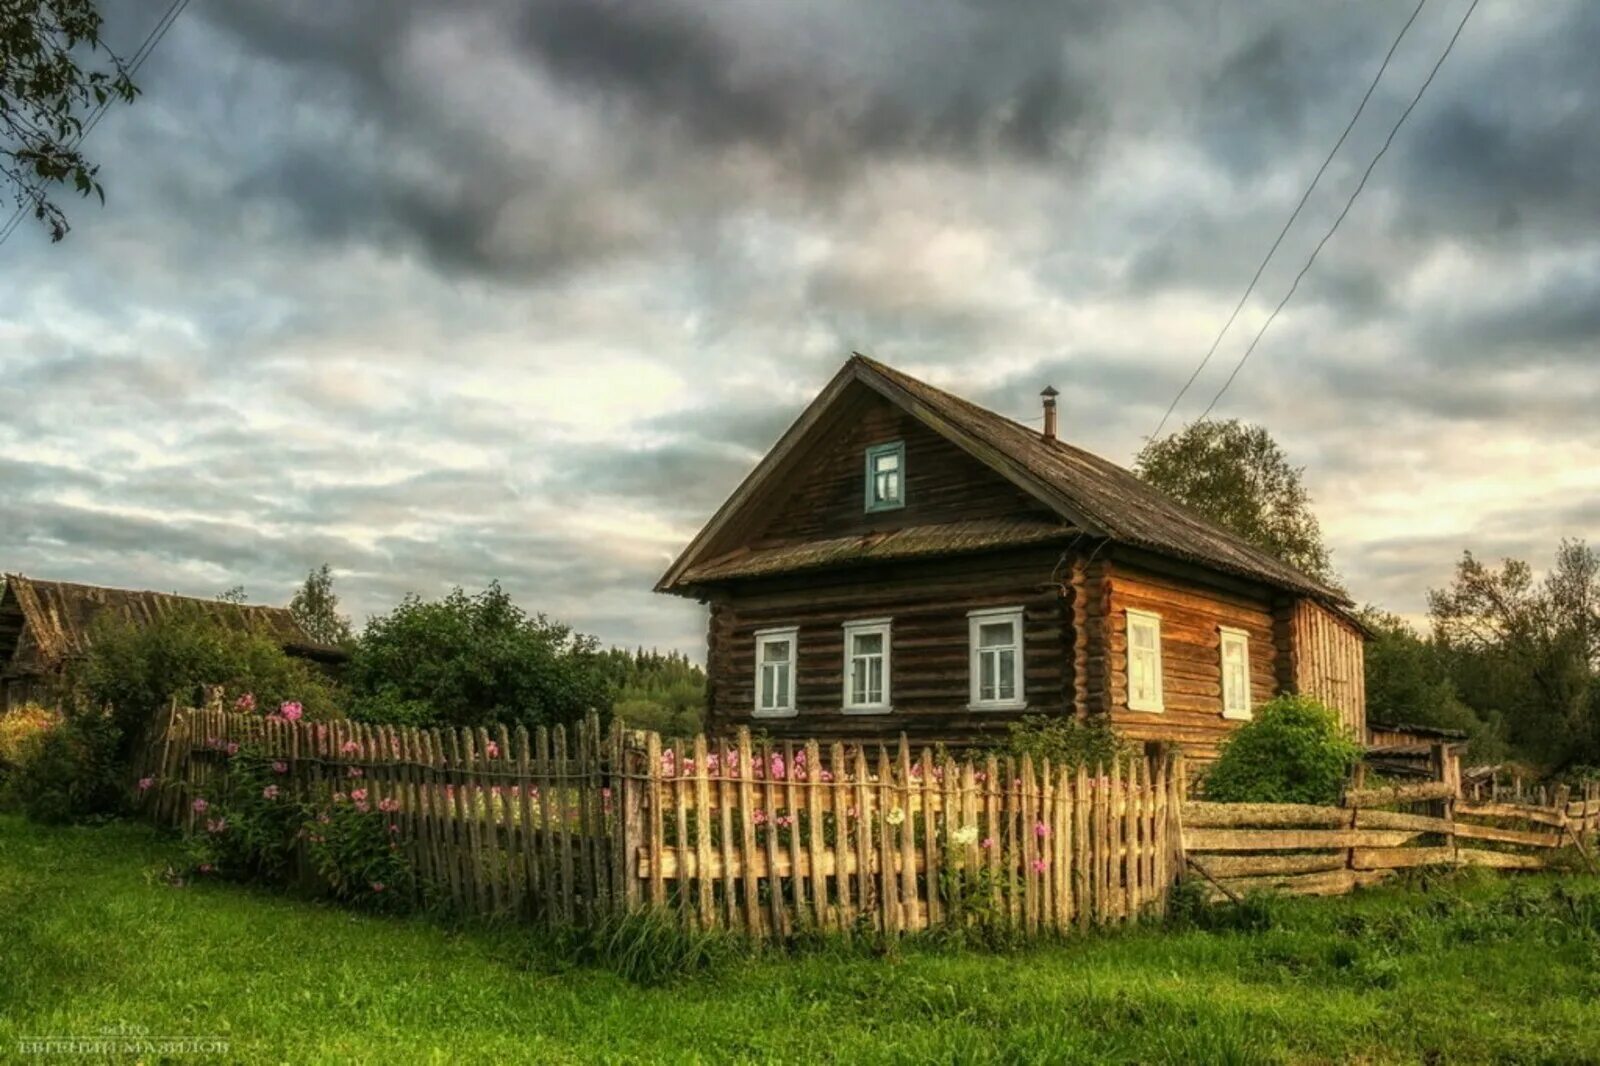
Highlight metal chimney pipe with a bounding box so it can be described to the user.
[1040,385,1059,440]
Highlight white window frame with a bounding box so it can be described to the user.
[1220,626,1252,720]
[1125,608,1165,714]
[753,626,799,718]
[841,618,892,714]
[967,606,1027,711]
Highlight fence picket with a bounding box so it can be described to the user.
[693,734,714,930]
[805,740,827,930]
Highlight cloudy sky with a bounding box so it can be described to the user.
[2,0,1596,655]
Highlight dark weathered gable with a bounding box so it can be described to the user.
[751,385,1054,549]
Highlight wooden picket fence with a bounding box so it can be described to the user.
[625,733,1182,938]
[134,707,1182,939]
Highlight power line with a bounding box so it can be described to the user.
[0,0,194,249]
[1147,0,1430,444]
[1196,0,1479,423]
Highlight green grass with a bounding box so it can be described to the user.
[3,815,1600,1064]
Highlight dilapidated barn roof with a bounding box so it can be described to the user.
[659,354,1348,603]
[0,574,340,676]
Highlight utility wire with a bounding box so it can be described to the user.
[0,0,194,248]
[1146,0,1430,444]
[1195,0,1479,423]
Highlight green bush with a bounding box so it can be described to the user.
[346,582,609,732]
[184,748,303,883]
[1202,695,1362,805]
[302,788,414,912]
[988,714,1125,771]
[4,705,123,823]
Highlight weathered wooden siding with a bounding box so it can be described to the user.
[1104,561,1279,761]
[1284,598,1366,738]
[704,547,1071,743]
[752,390,1052,548]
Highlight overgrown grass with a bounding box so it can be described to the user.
[3,814,1600,1064]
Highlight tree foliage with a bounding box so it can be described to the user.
[1203,695,1362,805]
[345,582,609,731]
[1428,541,1600,769]
[597,647,706,736]
[1358,607,1504,762]
[1136,419,1336,585]
[290,564,354,647]
[1,0,138,241]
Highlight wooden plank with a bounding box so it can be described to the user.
[785,741,806,930]
[1191,852,1347,878]
[672,735,691,927]
[877,746,900,936]
[1452,820,1563,848]
[643,731,664,912]
[554,726,577,924]
[853,746,874,933]
[1351,846,1457,870]
[762,739,786,937]
[920,747,942,928]
[1458,802,1567,828]
[805,740,826,930]
[830,742,854,930]
[1354,809,1454,834]
[717,737,738,930]
[1212,867,1396,900]
[896,738,919,932]
[517,726,538,914]
[1074,762,1089,930]
[1343,781,1456,807]
[1456,848,1548,870]
[693,734,714,929]
[1183,802,1349,828]
[1184,828,1422,851]
[736,729,761,937]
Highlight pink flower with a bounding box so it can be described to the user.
[371,882,385,893]
[485,741,500,758]
[1035,821,1049,839]
[347,766,364,778]
[752,809,769,826]
[351,788,369,803]
[206,817,228,834]
[378,797,400,813]
[137,777,154,792]
[1032,859,1047,873]
[341,740,361,755]
[225,742,240,756]
[191,797,209,814]
[234,692,257,713]
[769,753,786,780]
[388,823,400,834]
[776,814,793,829]
[332,791,348,804]
[980,837,995,850]
[262,785,280,800]
[198,863,213,874]
[272,761,288,774]
[279,702,303,722]
[820,770,834,783]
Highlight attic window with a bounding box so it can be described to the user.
[864,441,905,512]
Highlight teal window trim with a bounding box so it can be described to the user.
[864,441,906,512]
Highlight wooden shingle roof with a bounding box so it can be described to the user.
[0,574,339,675]
[658,355,1348,603]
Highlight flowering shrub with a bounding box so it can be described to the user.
[991,715,1125,772]
[303,791,414,912]
[4,705,123,823]
[183,748,304,883]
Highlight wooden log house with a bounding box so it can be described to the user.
[657,355,1365,761]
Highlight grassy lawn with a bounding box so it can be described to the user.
[3,815,1599,1064]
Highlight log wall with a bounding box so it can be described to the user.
[1104,561,1278,761]
[704,547,1071,743]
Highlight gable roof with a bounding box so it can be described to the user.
[658,355,1348,603]
[0,574,341,674]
